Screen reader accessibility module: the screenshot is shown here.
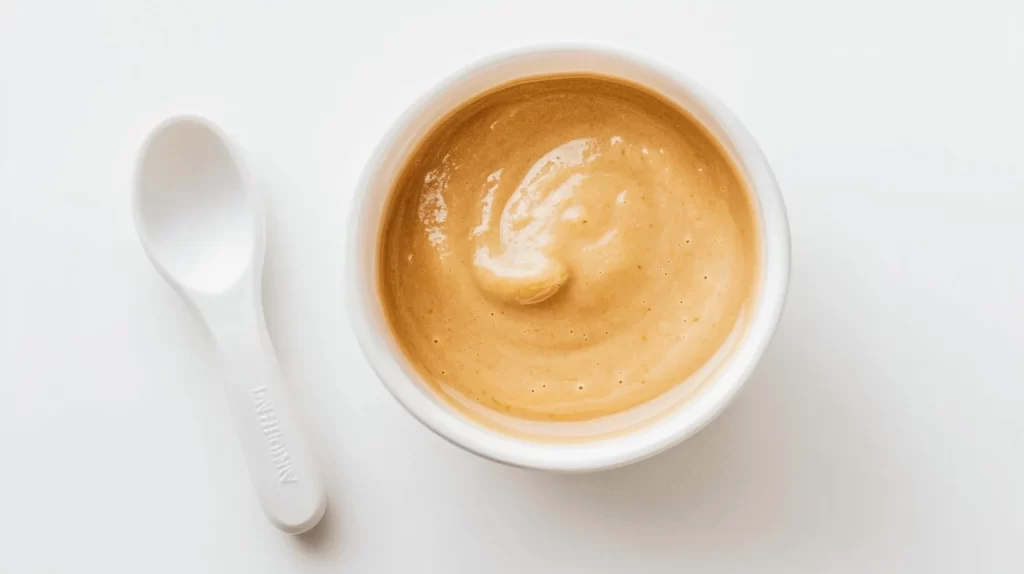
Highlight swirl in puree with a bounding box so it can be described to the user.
[380,75,759,423]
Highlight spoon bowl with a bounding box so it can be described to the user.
[135,118,255,293]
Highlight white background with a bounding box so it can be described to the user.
[2,1,1023,572]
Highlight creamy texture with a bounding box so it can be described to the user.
[379,75,759,422]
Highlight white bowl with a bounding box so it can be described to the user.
[347,45,790,472]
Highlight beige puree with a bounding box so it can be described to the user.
[379,75,759,423]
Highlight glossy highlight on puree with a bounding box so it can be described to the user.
[379,74,759,426]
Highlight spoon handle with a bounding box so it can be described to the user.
[200,291,327,534]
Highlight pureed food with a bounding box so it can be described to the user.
[379,75,759,431]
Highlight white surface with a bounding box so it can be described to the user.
[1,0,1023,571]
[134,117,326,532]
[347,45,792,471]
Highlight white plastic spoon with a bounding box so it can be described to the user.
[133,116,326,534]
